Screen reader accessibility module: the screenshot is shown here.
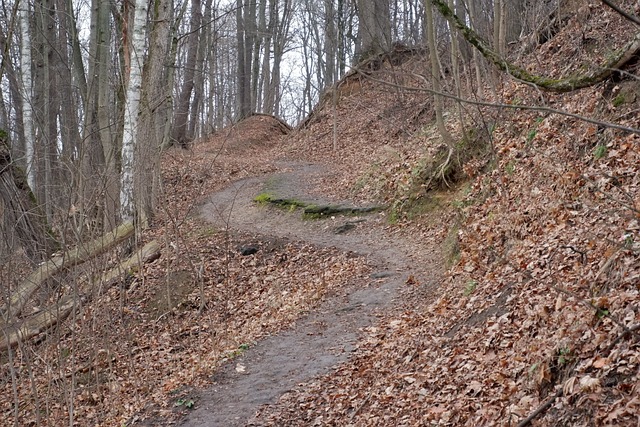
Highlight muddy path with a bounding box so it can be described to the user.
[179,161,440,426]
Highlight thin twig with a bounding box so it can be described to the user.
[516,388,563,427]
[601,0,640,26]
[605,323,640,353]
[349,393,372,421]
[354,69,640,135]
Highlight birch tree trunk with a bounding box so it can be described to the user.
[120,0,148,223]
[19,1,35,190]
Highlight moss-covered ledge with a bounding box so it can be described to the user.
[254,193,385,219]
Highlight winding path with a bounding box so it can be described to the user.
[179,161,439,426]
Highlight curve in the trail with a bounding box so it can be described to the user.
[180,162,436,427]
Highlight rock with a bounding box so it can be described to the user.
[239,246,259,256]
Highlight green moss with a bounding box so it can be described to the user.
[255,192,382,219]
[254,192,275,204]
[612,93,626,107]
[593,144,607,160]
[443,221,461,268]
[464,280,477,296]
[505,161,516,175]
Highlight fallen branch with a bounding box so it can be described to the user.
[516,388,563,427]
[1,221,135,320]
[605,323,640,353]
[0,295,78,350]
[0,240,161,351]
[97,240,161,287]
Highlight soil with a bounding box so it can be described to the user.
[178,161,442,426]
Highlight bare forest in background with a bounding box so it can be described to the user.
[0,0,552,247]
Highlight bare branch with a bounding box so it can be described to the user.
[601,0,640,26]
[431,0,640,93]
[355,69,640,135]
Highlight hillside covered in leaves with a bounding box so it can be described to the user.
[253,3,640,426]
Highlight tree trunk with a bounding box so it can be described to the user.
[325,0,337,85]
[0,131,58,265]
[172,0,202,148]
[188,0,211,140]
[56,0,81,215]
[137,0,173,224]
[424,0,454,147]
[356,0,391,61]
[80,0,110,233]
[120,0,148,223]
[0,27,26,166]
[19,1,35,190]
[236,0,251,119]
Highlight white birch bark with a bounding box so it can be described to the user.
[120,0,148,222]
[19,2,35,190]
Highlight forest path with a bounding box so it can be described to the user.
[179,161,441,426]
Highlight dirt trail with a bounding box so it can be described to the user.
[180,161,439,426]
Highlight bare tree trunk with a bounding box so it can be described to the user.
[260,0,276,114]
[120,0,148,223]
[54,0,81,220]
[236,0,251,119]
[96,1,117,230]
[33,0,62,223]
[80,0,110,233]
[356,0,391,61]
[172,0,202,148]
[19,1,35,190]
[250,0,263,111]
[447,0,465,133]
[324,0,337,85]
[424,0,453,146]
[493,0,503,55]
[0,27,26,167]
[506,0,525,43]
[137,0,173,224]
[467,0,484,94]
[0,131,58,264]
[188,0,211,140]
